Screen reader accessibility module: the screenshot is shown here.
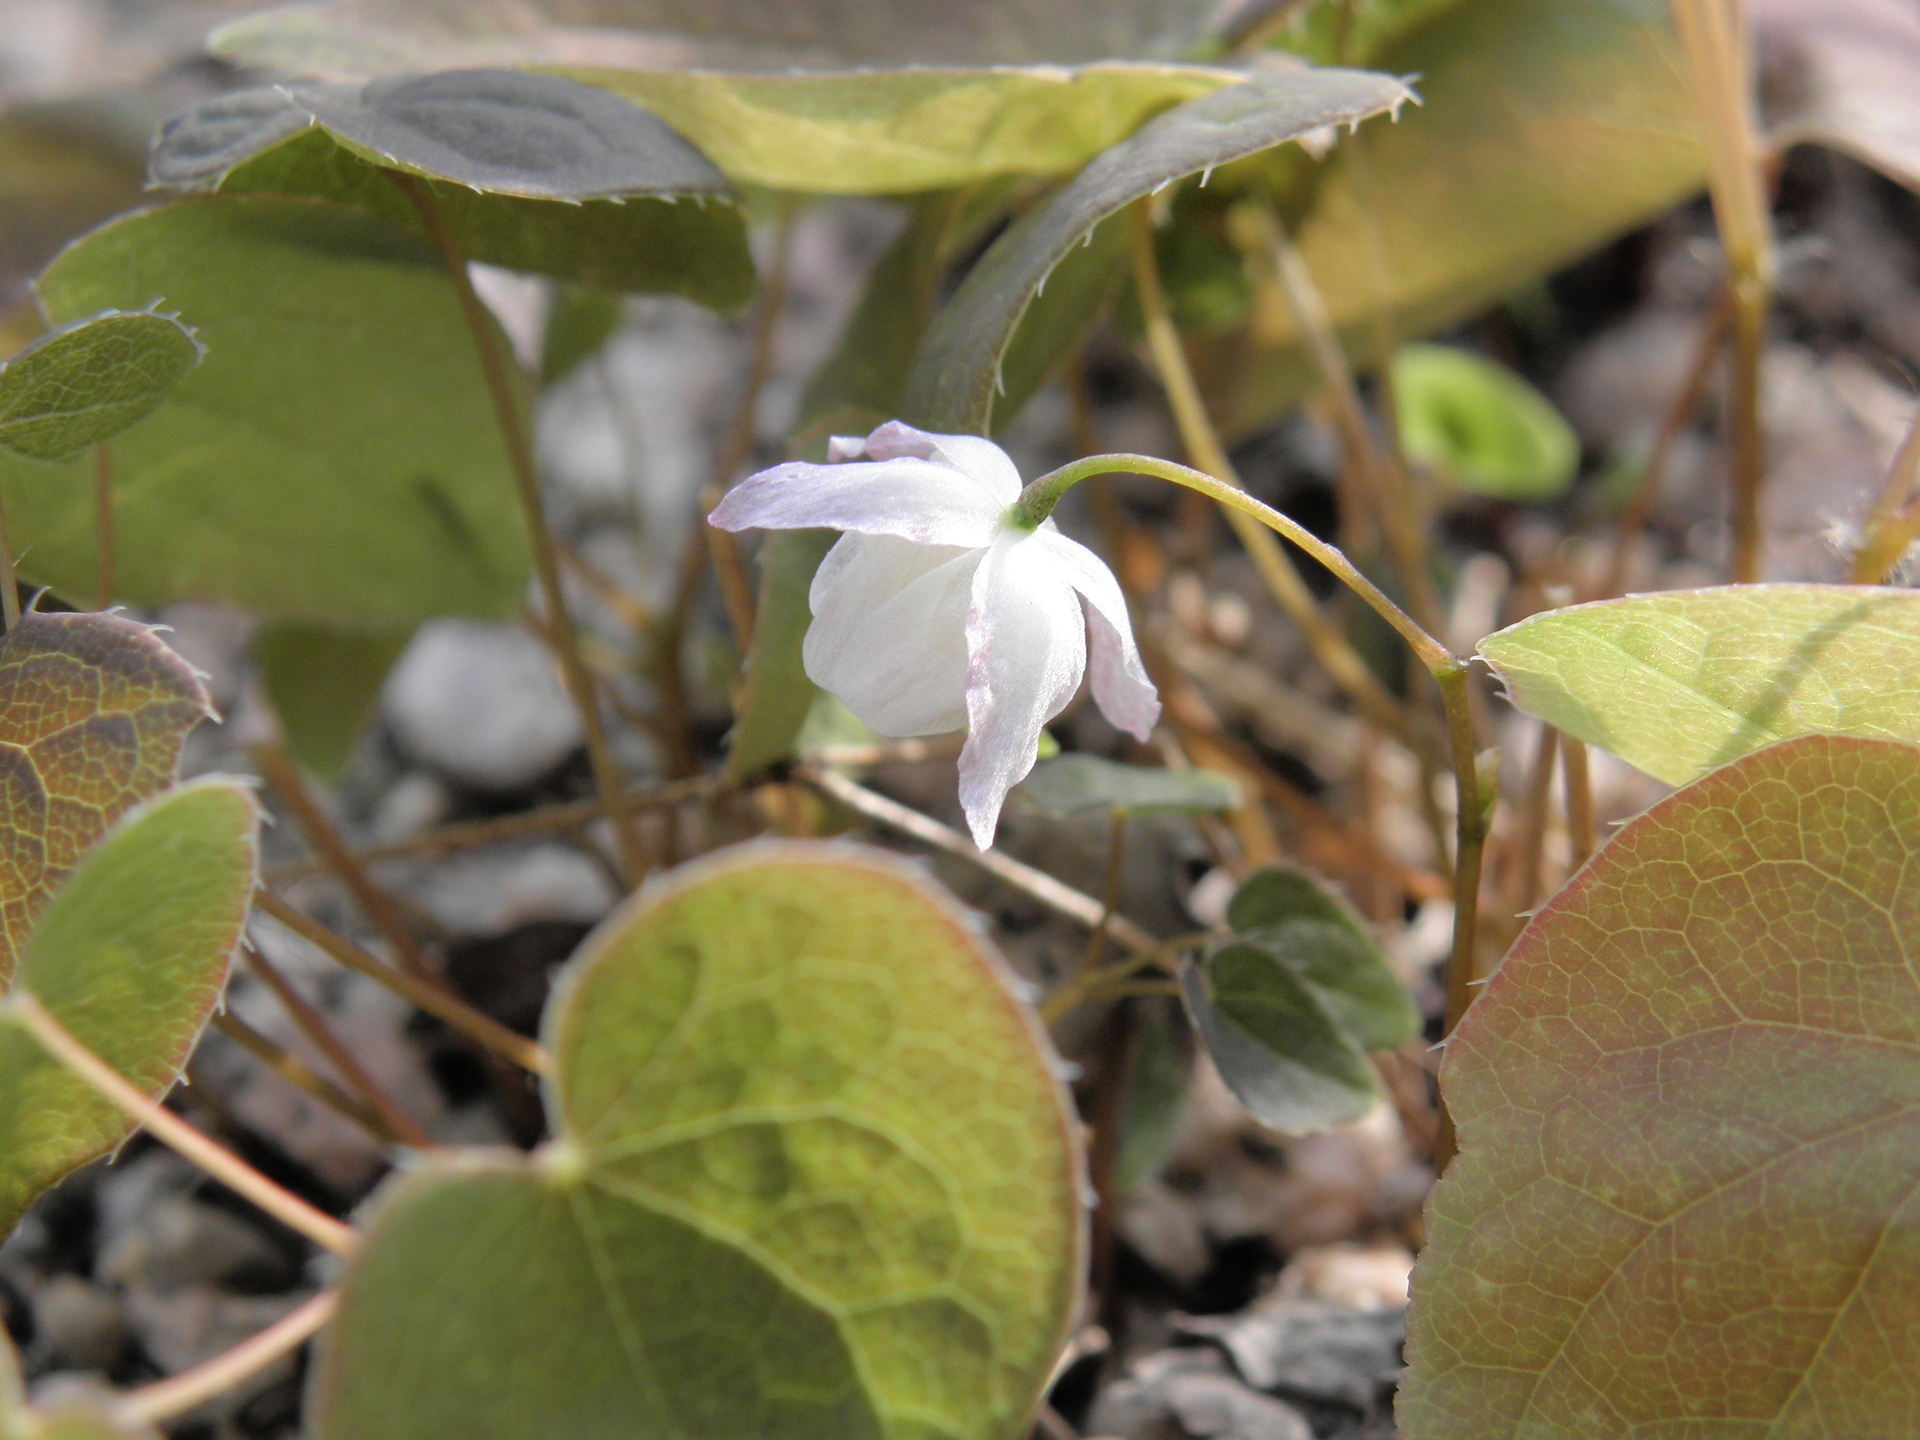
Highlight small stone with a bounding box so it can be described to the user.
[1088,1349,1313,1440]
[382,620,583,791]
[407,844,616,936]
[1180,1301,1405,1415]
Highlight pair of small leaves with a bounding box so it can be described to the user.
[1404,732,1920,1438]
[0,311,201,463]
[150,69,753,308]
[312,843,1083,1440]
[1480,585,1920,785]
[0,613,256,1233]
[1181,867,1419,1134]
[1388,344,1578,502]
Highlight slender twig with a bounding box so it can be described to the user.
[253,890,551,1076]
[1074,813,1130,980]
[93,442,114,609]
[5,991,356,1254]
[1502,723,1558,932]
[114,1290,339,1426]
[1435,662,1490,1039]
[393,172,644,882]
[1124,202,1428,753]
[1850,398,1920,582]
[253,744,432,978]
[1599,291,1731,599]
[556,537,650,631]
[1672,0,1774,582]
[1040,934,1207,1025]
[801,766,1158,955]
[208,1011,399,1145]
[1562,736,1596,869]
[1850,494,1920,584]
[239,943,432,1147]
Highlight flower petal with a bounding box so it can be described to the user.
[958,532,1088,848]
[1032,528,1161,740]
[710,457,1002,547]
[804,534,979,737]
[832,420,1023,506]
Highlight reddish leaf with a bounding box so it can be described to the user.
[0,612,212,981]
[1404,734,1920,1439]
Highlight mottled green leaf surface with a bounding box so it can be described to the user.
[0,612,213,981]
[253,624,413,782]
[0,311,201,462]
[1389,343,1577,501]
[314,843,1084,1440]
[1404,734,1920,1439]
[0,780,259,1234]
[905,66,1414,432]
[3,197,530,624]
[1479,585,1920,785]
[150,72,752,307]
[1017,754,1239,816]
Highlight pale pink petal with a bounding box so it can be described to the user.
[710,457,1002,547]
[831,421,1023,506]
[957,532,1088,849]
[804,535,978,736]
[1032,527,1161,740]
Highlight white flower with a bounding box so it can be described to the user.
[710,421,1160,848]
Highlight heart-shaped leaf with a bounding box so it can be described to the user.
[0,611,213,981]
[150,71,752,307]
[0,310,202,463]
[1478,585,1920,785]
[1226,867,1420,1053]
[1017,754,1240,816]
[253,623,414,782]
[312,842,1084,1440]
[4,196,530,625]
[904,66,1415,432]
[1403,733,1920,1439]
[0,779,260,1232]
[1388,343,1578,501]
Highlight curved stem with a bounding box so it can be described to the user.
[393,173,645,884]
[114,1290,339,1425]
[5,991,357,1255]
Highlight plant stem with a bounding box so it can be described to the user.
[5,991,356,1254]
[1562,735,1596,869]
[0,488,18,632]
[209,1011,400,1145]
[115,1290,339,1426]
[253,890,551,1075]
[1122,202,1427,752]
[1040,936,1207,1025]
[1850,495,1920,584]
[393,173,645,883]
[94,443,114,609]
[1073,813,1130,980]
[1671,0,1774,583]
[1436,662,1489,1041]
[1849,399,1920,582]
[239,942,433,1147]
[801,765,1159,955]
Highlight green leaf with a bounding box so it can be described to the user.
[904,66,1415,433]
[1404,733,1920,1439]
[151,73,754,308]
[0,779,260,1233]
[724,529,839,782]
[1226,866,1420,1052]
[1478,585,1920,786]
[540,284,622,385]
[1271,0,1471,67]
[1115,1005,1189,1192]
[1205,0,1707,438]
[1017,753,1240,816]
[989,212,1131,434]
[1181,941,1378,1134]
[254,623,414,783]
[0,612,213,983]
[313,843,1083,1440]
[0,310,202,462]
[1388,343,1578,501]
[6,196,531,625]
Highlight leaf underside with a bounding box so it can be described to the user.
[0,310,202,462]
[313,843,1084,1440]
[1403,733,1920,1439]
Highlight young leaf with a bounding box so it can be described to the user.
[6,196,531,625]
[0,310,202,462]
[150,71,753,308]
[904,66,1415,433]
[1181,941,1379,1134]
[0,611,213,981]
[1403,734,1920,1439]
[0,779,260,1234]
[253,623,414,783]
[312,843,1084,1440]
[1017,753,1240,816]
[1388,343,1578,501]
[1226,867,1420,1053]
[1479,585,1920,785]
